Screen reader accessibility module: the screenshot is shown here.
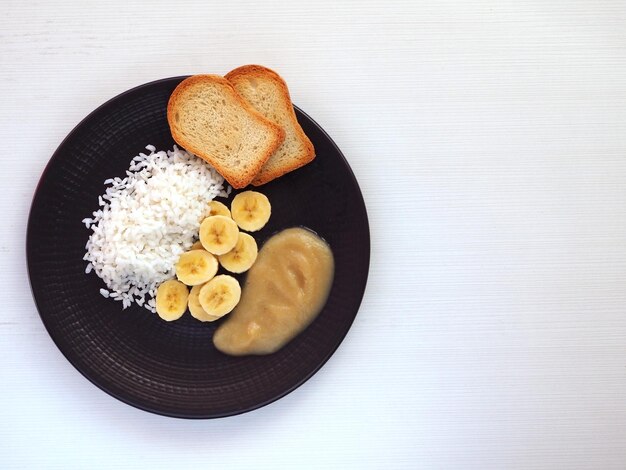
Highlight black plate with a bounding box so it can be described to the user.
[26,77,370,418]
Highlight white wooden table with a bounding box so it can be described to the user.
[2,1,626,468]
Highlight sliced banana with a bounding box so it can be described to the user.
[231,191,271,232]
[190,240,204,250]
[175,249,218,286]
[209,200,231,218]
[199,215,239,255]
[155,279,189,321]
[188,284,221,322]
[198,275,242,318]
[218,232,258,273]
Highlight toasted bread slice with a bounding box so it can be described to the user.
[167,75,285,189]
[225,65,315,186]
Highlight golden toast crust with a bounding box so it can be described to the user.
[167,74,285,189]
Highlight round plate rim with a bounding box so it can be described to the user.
[26,76,370,419]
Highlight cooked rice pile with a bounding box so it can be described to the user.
[82,145,229,312]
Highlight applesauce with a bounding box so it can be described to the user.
[213,227,334,356]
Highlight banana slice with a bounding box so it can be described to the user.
[190,240,204,250]
[199,215,239,255]
[155,279,189,321]
[188,284,221,322]
[209,200,231,218]
[175,250,218,286]
[231,191,271,232]
[218,232,258,273]
[198,275,242,318]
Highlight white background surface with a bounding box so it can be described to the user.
[2,0,626,468]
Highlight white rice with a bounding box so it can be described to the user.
[82,145,230,312]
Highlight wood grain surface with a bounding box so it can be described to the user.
[2,0,626,468]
